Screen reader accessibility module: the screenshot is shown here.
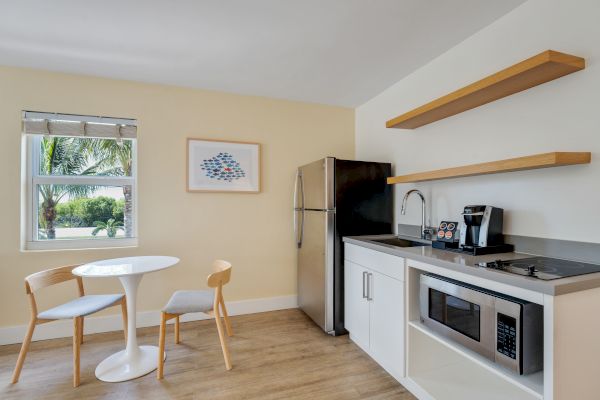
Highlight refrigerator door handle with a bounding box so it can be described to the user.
[362,271,368,299]
[293,171,299,244]
[294,171,305,248]
[299,172,305,210]
[293,170,301,210]
[297,209,304,248]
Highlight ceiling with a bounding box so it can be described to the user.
[0,0,525,107]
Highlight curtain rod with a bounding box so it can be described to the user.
[23,111,137,126]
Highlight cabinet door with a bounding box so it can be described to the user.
[344,260,370,350]
[369,271,405,380]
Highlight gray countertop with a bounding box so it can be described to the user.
[343,235,600,296]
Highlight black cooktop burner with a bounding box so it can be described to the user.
[477,257,600,280]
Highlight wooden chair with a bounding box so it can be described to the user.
[11,265,128,387]
[157,260,233,379]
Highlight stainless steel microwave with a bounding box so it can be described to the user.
[420,274,543,375]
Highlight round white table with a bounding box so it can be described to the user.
[73,256,179,382]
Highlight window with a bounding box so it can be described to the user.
[22,111,137,250]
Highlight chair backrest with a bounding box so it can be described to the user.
[25,264,84,295]
[207,260,232,288]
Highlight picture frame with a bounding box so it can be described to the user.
[187,138,261,193]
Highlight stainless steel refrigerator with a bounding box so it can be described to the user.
[294,157,393,335]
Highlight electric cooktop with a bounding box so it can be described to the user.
[476,256,600,280]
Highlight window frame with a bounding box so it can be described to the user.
[23,134,138,251]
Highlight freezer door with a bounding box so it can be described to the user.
[298,158,334,210]
[297,209,334,333]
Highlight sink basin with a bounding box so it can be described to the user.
[370,237,429,248]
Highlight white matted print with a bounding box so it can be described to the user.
[187,138,261,193]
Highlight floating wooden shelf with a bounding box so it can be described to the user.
[387,152,591,184]
[386,50,585,129]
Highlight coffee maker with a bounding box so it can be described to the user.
[458,205,513,255]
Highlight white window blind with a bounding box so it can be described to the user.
[22,111,137,139]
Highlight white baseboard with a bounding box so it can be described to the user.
[0,295,298,346]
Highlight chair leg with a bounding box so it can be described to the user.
[220,296,233,337]
[73,317,82,387]
[157,313,167,380]
[79,317,84,345]
[214,307,232,370]
[11,318,37,383]
[121,298,128,342]
[174,316,180,344]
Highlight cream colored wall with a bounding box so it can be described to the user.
[0,66,355,328]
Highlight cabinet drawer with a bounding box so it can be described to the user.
[345,243,405,281]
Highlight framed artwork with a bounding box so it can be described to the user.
[187,138,261,193]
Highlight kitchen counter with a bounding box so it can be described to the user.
[343,234,600,295]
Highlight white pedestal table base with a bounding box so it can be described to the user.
[95,274,164,382]
[95,346,166,382]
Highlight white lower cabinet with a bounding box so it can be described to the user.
[369,270,404,379]
[344,260,370,350]
[344,244,405,381]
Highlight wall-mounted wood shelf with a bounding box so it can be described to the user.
[386,50,585,129]
[387,152,591,184]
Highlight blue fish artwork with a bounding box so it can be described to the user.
[200,152,246,182]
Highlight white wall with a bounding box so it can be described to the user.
[356,0,600,243]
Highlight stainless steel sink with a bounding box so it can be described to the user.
[370,237,430,248]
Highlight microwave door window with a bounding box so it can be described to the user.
[429,288,481,341]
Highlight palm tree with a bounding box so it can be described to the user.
[92,218,124,238]
[86,140,134,237]
[38,137,103,239]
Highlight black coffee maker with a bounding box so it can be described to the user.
[458,205,513,255]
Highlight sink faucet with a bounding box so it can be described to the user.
[401,189,432,240]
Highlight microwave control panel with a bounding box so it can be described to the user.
[496,313,517,359]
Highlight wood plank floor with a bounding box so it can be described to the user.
[0,309,416,400]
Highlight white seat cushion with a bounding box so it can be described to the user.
[37,294,124,320]
[163,290,214,315]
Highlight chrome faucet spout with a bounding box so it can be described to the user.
[401,189,429,239]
